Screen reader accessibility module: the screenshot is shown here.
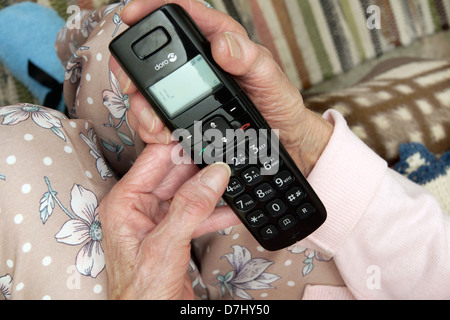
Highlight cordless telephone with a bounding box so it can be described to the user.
[110,4,327,251]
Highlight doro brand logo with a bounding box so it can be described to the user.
[168,53,178,62]
[155,53,178,70]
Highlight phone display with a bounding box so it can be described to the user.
[149,55,222,117]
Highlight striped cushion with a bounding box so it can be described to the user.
[304,58,450,163]
[208,0,450,90]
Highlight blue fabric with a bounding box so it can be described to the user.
[394,143,450,185]
[0,2,65,112]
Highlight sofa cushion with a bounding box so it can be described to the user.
[304,57,450,165]
[210,0,450,90]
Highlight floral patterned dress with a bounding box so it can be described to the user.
[0,2,345,300]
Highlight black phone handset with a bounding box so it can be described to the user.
[109,4,326,251]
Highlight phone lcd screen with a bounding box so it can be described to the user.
[148,54,222,118]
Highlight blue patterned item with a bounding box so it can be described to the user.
[395,143,450,184]
[394,143,450,214]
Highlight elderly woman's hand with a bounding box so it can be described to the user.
[101,0,335,300]
[110,0,333,177]
[99,143,238,299]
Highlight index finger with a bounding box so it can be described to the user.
[120,0,247,38]
[118,143,178,194]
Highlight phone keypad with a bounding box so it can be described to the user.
[187,97,319,248]
[221,128,316,245]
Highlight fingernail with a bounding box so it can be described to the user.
[224,32,241,59]
[122,78,132,94]
[140,107,156,133]
[119,0,133,16]
[200,163,231,193]
[156,127,173,145]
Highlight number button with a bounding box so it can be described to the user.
[225,178,244,197]
[254,183,275,202]
[247,138,269,160]
[266,199,287,217]
[285,186,306,206]
[278,214,297,230]
[247,210,269,228]
[260,154,282,176]
[234,194,256,212]
[225,147,249,171]
[260,225,279,240]
[241,166,263,186]
[273,170,295,190]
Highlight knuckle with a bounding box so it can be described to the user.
[174,187,215,217]
[258,44,274,59]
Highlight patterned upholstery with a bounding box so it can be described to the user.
[209,0,450,90]
[305,58,450,164]
[1,0,449,104]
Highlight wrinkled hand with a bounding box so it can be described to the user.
[101,0,335,301]
[99,143,238,299]
[110,0,333,176]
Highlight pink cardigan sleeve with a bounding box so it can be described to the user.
[304,110,450,299]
